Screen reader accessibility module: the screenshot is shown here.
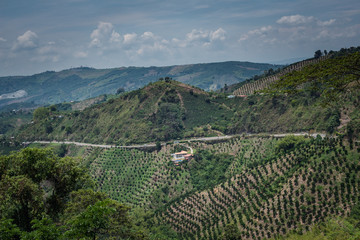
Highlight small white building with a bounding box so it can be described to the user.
[171,150,193,164]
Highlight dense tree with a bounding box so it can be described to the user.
[314,50,322,58]
[275,135,308,154]
[0,148,91,230]
[0,148,153,239]
[64,199,133,240]
[33,107,50,122]
[223,223,241,240]
[0,218,21,240]
[116,87,126,95]
[21,217,60,240]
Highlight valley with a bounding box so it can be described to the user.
[0,48,360,240]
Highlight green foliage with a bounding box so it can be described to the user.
[0,148,91,230]
[0,175,44,231]
[33,107,50,122]
[223,223,241,240]
[156,141,161,151]
[187,150,234,190]
[89,148,164,206]
[21,217,60,240]
[154,137,360,239]
[350,202,360,221]
[265,52,360,104]
[54,143,67,157]
[63,189,108,219]
[281,217,360,240]
[0,218,21,240]
[275,135,309,154]
[64,199,131,240]
[17,78,357,146]
[18,81,233,144]
[0,148,162,239]
[0,110,32,136]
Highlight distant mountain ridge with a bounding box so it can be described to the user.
[0,61,281,111]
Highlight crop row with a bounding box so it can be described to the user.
[233,56,329,96]
[158,138,360,239]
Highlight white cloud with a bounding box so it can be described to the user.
[179,28,227,47]
[210,28,226,41]
[12,30,39,51]
[123,33,138,44]
[136,41,169,56]
[317,19,336,26]
[110,31,122,43]
[141,31,156,40]
[86,23,228,65]
[239,26,273,42]
[0,37,6,42]
[277,15,314,25]
[91,22,113,39]
[239,14,354,49]
[90,22,120,47]
[186,29,209,43]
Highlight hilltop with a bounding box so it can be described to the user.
[0,61,281,112]
[17,80,234,145]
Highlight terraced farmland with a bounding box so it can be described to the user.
[90,147,168,206]
[156,138,360,239]
[88,137,278,208]
[85,136,360,239]
[233,56,329,96]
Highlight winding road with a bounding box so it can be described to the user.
[27,132,327,149]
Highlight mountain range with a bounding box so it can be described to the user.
[0,61,281,112]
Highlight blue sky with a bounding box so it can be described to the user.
[0,0,359,76]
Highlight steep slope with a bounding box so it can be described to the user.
[155,137,360,240]
[231,56,329,96]
[226,46,360,97]
[60,135,360,240]
[0,61,281,111]
[18,80,234,144]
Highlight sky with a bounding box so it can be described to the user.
[0,0,359,76]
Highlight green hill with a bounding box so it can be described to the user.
[16,84,359,149]
[16,77,358,145]
[17,80,234,144]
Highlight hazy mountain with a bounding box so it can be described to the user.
[0,61,281,111]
